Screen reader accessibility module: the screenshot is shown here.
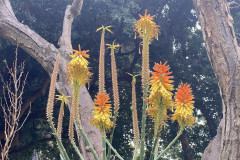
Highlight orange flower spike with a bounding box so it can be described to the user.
[150,61,174,98]
[174,83,194,115]
[172,83,195,127]
[92,92,113,131]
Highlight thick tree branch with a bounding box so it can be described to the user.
[58,0,84,50]
[0,18,58,74]
[0,0,102,159]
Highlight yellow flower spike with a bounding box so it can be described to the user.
[172,83,195,127]
[67,44,92,88]
[70,44,90,68]
[134,9,160,43]
[66,45,92,140]
[66,63,92,88]
[91,92,113,132]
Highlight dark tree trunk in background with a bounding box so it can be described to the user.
[199,105,217,138]
[180,133,193,160]
[193,0,240,159]
[0,0,102,159]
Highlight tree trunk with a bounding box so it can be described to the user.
[193,0,240,159]
[0,0,102,159]
[180,133,193,160]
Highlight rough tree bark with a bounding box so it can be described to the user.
[0,0,102,159]
[193,0,240,159]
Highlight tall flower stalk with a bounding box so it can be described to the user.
[66,44,92,140]
[134,9,160,160]
[106,41,121,160]
[94,25,113,160]
[147,62,174,160]
[66,45,99,159]
[96,25,113,94]
[156,83,195,159]
[128,73,140,159]
[46,53,70,160]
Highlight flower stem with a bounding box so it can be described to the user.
[48,118,70,160]
[140,36,149,160]
[149,127,161,160]
[103,136,124,160]
[70,139,85,160]
[107,108,118,160]
[102,129,106,160]
[155,125,184,160]
[76,119,99,160]
[140,83,148,160]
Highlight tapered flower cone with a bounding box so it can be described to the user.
[97,25,113,94]
[46,54,61,122]
[99,31,105,94]
[131,75,140,147]
[172,83,195,127]
[149,61,174,99]
[106,41,121,115]
[56,95,70,140]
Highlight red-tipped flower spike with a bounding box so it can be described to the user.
[150,61,174,99]
[172,83,195,127]
[148,61,174,135]
[92,92,113,131]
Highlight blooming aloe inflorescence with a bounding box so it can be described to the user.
[172,83,195,127]
[134,9,160,160]
[67,44,92,140]
[148,62,174,137]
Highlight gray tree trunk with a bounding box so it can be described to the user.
[0,0,102,159]
[193,0,240,159]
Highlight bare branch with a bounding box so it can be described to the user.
[227,0,240,8]
[58,0,84,51]
[0,48,29,160]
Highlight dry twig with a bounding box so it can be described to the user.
[0,47,30,160]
